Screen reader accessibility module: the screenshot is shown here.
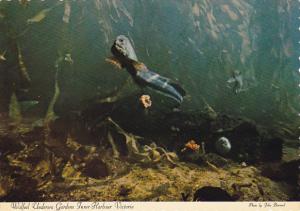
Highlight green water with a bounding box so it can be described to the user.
[0,0,298,126]
[0,0,299,202]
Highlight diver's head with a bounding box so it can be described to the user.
[111,35,138,61]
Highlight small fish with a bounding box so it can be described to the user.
[227,70,244,94]
[222,49,228,53]
[27,8,52,24]
[271,83,280,89]
[0,50,6,62]
[19,100,39,112]
[64,53,74,65]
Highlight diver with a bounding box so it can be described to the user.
[227,70,243,94]
[108,35,186,104]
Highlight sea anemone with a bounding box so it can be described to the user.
[139,95,152,108]
[183,140,200,152]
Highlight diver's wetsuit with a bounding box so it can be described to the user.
[110,35,186,103]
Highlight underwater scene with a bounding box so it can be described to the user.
[0,0,299,201]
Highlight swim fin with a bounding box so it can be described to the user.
[136,70,186,103]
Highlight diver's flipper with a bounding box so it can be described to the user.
[136,70,186,103]
[169,82,186,98]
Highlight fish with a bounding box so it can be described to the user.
[110,35,186,103]
[227,70,244,94]
[227,70,257,94]
[26,2,62,24]
[19,100,39,112]
[64,53,73,65]
[0,50,6,62]
[27,8,52,24]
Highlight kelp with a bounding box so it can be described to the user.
[62,0,71,24]
[8,92,22,123]
[44,55,62,126]
[44,0,73,125]
[17,43,31,87]
[106,117,180,166]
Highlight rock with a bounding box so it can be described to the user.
[261,159,300,186]
[118,185,132,197]
[0,176,13,198]
[193,186,235,201]
[2,175,41,201]
[179,148,202,164]
[261,137,283,162]
[212,120,283,163]
[215,137,231,156]
[82,158,109,179]
[241,162,247,167]
[0,134,24,155]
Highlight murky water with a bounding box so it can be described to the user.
[0,0,298,201]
